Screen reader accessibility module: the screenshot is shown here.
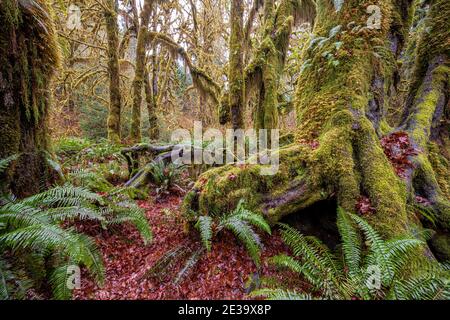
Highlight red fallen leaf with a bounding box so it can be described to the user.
[309,140,320,150]
[415,195,431,206]
[356,196,375,215]
[298,139,320,150]
[380,131,418,179]
[73,194,295,300]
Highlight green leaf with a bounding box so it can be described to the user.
[195,216,213,252]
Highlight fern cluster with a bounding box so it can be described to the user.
[0,184,105,300]
[146,200,271,284]
[253,208,449,300]
[146,161,185,196]
[0,157,152,300]
[196,199,271,265]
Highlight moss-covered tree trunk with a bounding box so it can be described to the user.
[400,0,450,260]
[0,0,59,197]
[104,0,122,143]
[130,0,154,143]
[234,0,314,130]
[144,66,159,140]
[184,0,450,262]
[229,0,245,130]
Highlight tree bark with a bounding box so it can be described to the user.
[144,66,159,140]
[229,0,245,130]
[130,0,154,143]
[0,0,60,197]
[104,0,123,143]
[221,0,315,130]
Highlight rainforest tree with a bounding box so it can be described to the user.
[0,0,60,197]
[228,0,245,130]
[184,0,450,265]
[130,0,154,143]
[104,0,123,143]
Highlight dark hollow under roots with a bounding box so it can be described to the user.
[280,198,340,250]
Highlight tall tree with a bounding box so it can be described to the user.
[184,0,450,264]
[220,0,315,130]
[130,0,154,143]
[104,0,123,143]
[228,0,245,130]
[0,0,60,197]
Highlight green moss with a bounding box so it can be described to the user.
[246,0,301,130]
[408,65,449,149]
[428,142,450,199]
[183,144,315,221]
[130,18,149,143]
[309,110,360,212]
[378,119,392,136]
[3,0,21,27]
[355,117,408,237]
[0,0,59,196]
[104,0,123,143]
[408,0,450,102]
[228,0,245,129]
[183,0,437,257]
[430,232,450,261]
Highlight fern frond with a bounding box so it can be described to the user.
[440,261,450,271]
[0,225,104,284]
[410,204,437,226]
[389,275,450,300]
[22,184,102,207]
[278,224,327,273]
[0,203,49,227]
[146,245,188,279]
[108,202,152,244]
[174,248,204,284]
[49,263,75,300]
[385,238,424,274]
[304,236,342,279]
[0,155,18,175]
[269,254,304,273]
[348,214,393,282]
[195,216,213,251]
[251,288,314,300]
[221,216,262,265]
[47,206,105,222]
[232,200,271,235]
[337,208,361,279]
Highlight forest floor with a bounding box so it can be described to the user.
[73,194,306,300]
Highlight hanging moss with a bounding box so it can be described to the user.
[228,0,245,130]
[0,0,60,196]
[184,0,431,241]
[407,0,450,105]
[245,0,312,130]
[130,0,154,143]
